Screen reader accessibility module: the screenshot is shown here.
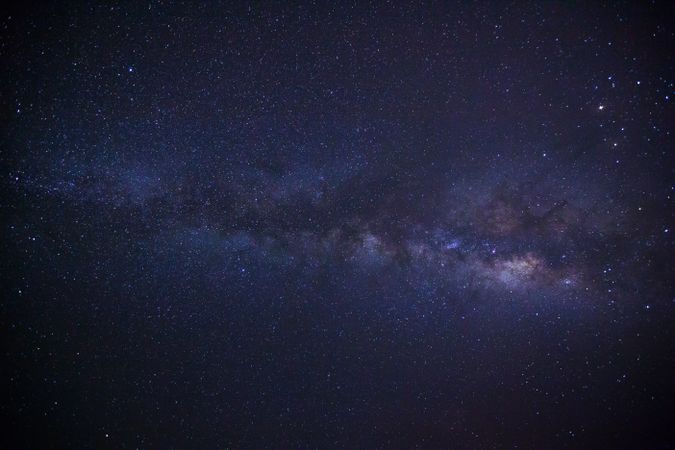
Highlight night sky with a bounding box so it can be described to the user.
[3,1,674,448]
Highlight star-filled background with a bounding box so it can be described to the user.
[2,1,674,448]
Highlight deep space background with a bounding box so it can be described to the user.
[2,1,674,448]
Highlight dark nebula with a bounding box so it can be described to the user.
[2,2,674,448]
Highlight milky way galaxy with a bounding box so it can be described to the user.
[3,2,674,448]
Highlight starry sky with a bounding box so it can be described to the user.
[2,1,674,448]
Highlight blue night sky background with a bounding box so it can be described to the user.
[2,1,674,448]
